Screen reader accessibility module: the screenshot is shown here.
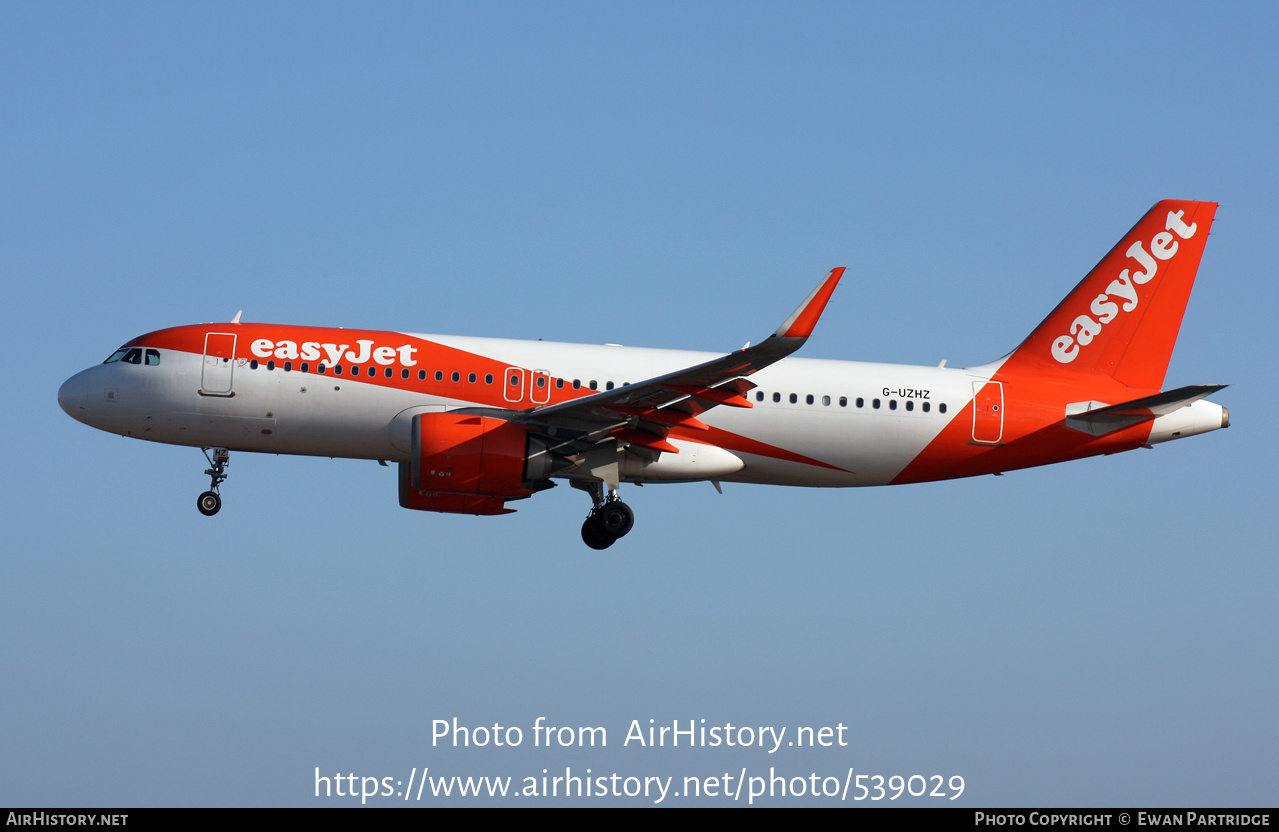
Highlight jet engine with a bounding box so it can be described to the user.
[398,412,563,515]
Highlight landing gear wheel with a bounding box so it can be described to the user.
[197,491,222,516]
[198,448,230,517]
[598,501,634,538]
[581,514,614,550]
[571,481,636,550]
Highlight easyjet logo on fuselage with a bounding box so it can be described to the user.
[1051,210,1198,364]
[249,338,419,367]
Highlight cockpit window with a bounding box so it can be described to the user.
[103,347,151,365]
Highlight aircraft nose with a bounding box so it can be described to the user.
[58,370,91,424]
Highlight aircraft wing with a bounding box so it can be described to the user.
[513,268,845,448]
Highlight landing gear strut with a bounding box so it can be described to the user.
[573,480,634,550]
[197,447,229,516]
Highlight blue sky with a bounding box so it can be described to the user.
[3,2,1275,806]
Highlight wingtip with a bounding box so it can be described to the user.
[776,267,845,339]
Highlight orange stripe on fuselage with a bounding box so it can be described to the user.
[669,425,851,473]
[127,323,600,410]
[891,370,1156,484]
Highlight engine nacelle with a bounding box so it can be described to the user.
[398,413,562,515]
[398,463,517,515]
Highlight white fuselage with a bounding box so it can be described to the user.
[59,333,989,488]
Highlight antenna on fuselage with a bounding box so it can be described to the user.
[230,310,242,324]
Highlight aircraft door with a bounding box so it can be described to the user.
[201,332,237,396]
[503,367,525,403]
[531,370,551,404]
[971,380,1004,445]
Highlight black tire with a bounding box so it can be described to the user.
[197,491,222,516]
[598,501,634,538]
[581,514,614,550]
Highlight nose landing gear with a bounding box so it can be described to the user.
[197,448,229,516]
[574,480,634,550]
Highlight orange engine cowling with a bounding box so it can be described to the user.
[399,413,558,515]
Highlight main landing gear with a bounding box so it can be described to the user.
[574,480,634,550]
[197,447,229,516]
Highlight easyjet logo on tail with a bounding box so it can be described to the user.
[1051,210,1198,364]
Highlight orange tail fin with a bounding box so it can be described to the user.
[1008,200,1217,390]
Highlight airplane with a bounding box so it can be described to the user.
[58,200,1229,549]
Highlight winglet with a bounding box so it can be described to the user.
[773,267,844,340]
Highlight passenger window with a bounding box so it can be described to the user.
[318,364,327,374]
[453,372,461,382]
[823,395,831,406]
[806,394,814,405]
[385,368,393,378]
[573,379,581,389]
[283,361,292,372]
[856,397,864,408]
[923,402,930,412]
[402,369,409,379]
[267,360,276,371]
[300,362,309,373]
[606,381,614,390]
[939,403,947,414]
[511,374,520,387]
[368,367,376,377]
[435,371,443,381]
[145,349,160,366]
[756,392,764,402]
[773,392,781,403]
[906,400,913,411]
[872,398,880,409]
[789,393,797,404]
[250,359,259,370]
[589,381,598,391]
[556,378,564,388]
[469,372,477,383]
[334,365,343,375]
[839,397,847,407]
[889,399,897,410]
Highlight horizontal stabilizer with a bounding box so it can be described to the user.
[1066,384,1227,435]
